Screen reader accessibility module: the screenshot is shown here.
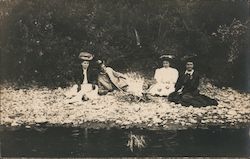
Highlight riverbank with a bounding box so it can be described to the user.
[1,82,250,130]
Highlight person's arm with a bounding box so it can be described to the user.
[154,69,161,83]
[109,68,126,79]
[172,69,179,85]
[89,68,98,89]
[73,66,82,92]
[190,72,200,91]
[174,74,183,92]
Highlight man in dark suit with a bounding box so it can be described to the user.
[168,60,218,107]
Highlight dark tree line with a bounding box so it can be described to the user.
[0,0,249,90]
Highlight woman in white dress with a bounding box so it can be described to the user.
[148,55,179,96]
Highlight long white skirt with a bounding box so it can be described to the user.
[65,84,99,103]
[148,83,175,96]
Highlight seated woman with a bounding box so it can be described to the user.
[97,60,128,95]
[66,52,99,103]
[168,58,218,107]
[148,55,179,97]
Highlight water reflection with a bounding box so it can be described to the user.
[0,126,249,157]
[127,131,146,152]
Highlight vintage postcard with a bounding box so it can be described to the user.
[0,0,249,158]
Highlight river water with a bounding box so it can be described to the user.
[0,126,250,157]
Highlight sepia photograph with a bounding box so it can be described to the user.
[0,0,250,158]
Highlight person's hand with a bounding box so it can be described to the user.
[177,89,182,94]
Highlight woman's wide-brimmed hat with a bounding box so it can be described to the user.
[159,55,175,61]
[78,52,94,61]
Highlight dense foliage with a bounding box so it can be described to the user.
[0,0,249,90]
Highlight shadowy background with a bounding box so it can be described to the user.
[0,0,249,91]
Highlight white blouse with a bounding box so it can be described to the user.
[154,67,179,84]
[82,69,88,84]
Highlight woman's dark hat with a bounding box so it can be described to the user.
[78,52,94,61]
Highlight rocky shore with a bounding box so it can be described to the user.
[1,82,250,130]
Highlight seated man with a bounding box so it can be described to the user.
[168,59,218,107]
[148,55,178,97]
[97,60,128,95]
[66,52,99,103]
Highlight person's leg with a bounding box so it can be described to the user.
[181,93,196,106]
[84,84,99,100]
[189,95,205,107]
[184,94,215,107]
[199,94,218,106]
[98,84,112,95]
[68,84,93,103]
[98,75,113,92]
[168,92,181,103]
[98,89,109,95]
[162,85,175,97]
[67,89,85,103]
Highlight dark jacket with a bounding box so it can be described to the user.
[175,70,200,94]
[74,63,99,91]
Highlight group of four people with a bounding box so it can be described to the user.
[66,52,218,107]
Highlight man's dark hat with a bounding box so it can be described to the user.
[181,54,197,63]
[78,52,94,61]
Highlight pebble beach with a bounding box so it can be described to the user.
[1,80,249,130]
